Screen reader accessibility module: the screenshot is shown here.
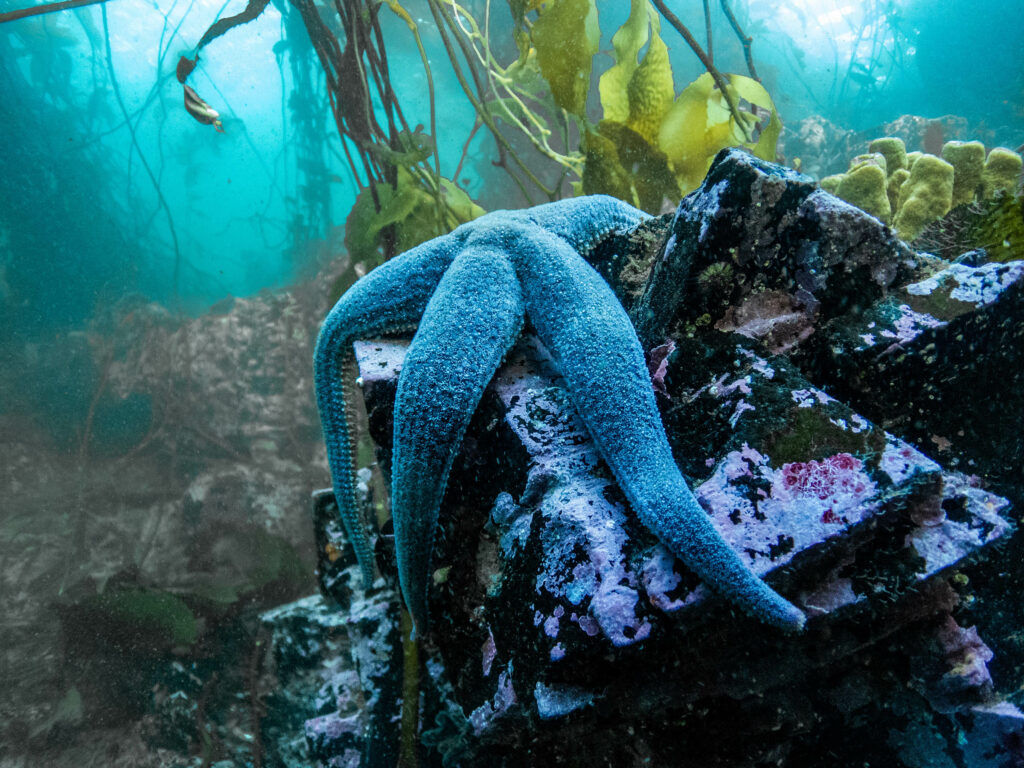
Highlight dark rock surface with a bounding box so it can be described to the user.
[320,333,1008,766]
[796,258,1024,488]
[628,148,917,347]
[294,149,1023,767]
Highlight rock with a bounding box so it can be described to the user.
[264,583,404,768]
[779,115,859,178]
[882,114,969,154]
[959,702,1024,768]
[260,595,363,768]
[306,151,1019,766]
[328,325,1011,764]
[626,148,917,348]
[0,262,342,760]
[797,258,1024,487]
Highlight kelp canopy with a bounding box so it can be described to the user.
[184,0,784,270]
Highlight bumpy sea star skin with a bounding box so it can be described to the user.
[314,195,806,634]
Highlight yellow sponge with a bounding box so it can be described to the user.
[980,148,1023,199]
[893,154,954,241]
[869,137,907,175]
[837,161,891,222]
[941,141,986,206]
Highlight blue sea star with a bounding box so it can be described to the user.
[314,195,805,633]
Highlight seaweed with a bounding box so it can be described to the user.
[429,0,782,211]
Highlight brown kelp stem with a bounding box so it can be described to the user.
[248,629,267,768]
[59,342,113,594]
[287,0,382,202]
[425,0,544,201]
[720,0,760,81]
[702,0,713,62]
[101,4,183,304]
[0,0,108,25]
[279,0,474,251]
[453,119,483,185]
[649,0,752,142]
[196,0,270,48]
[398,607,420,768]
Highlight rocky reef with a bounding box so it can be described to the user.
[9,148,1021,768]
[284,150,1024,767]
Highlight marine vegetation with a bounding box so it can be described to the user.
[313,194,806,635]
[188,0,785,275]
[433,0,781,212]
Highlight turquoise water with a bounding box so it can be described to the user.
[1,0,1022,764]
[3,0,1020,324]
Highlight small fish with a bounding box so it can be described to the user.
[183,84,224,132]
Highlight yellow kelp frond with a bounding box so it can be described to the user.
[531,0,599,118]
[657,73,779,194]
[598,0,674,145]
[582,121,680,213]
[344,169,484,263]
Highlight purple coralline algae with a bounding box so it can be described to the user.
[468,665,517,736]
[697,445,879,573]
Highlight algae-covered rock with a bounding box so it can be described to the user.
[623,149,914,347]
[941,140,986,206]
[298,154,1024,767]
[894,154,955,241]
[981,147,1023,199]
[971,193,1024,263]
[837,160,891,222]
[869,136,907,175]
[339,317,1014,766]
[800,259,1024,486]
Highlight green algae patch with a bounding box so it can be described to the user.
[763,397,885,468]
[914,191,1024,264]
[343,169,484,266]
[77,589,200,650]
[971,193,1024,262]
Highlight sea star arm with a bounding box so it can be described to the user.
[526,194,648,255]
[511,227,806,631]
[314,236,461,585]
[390,241,526,631]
